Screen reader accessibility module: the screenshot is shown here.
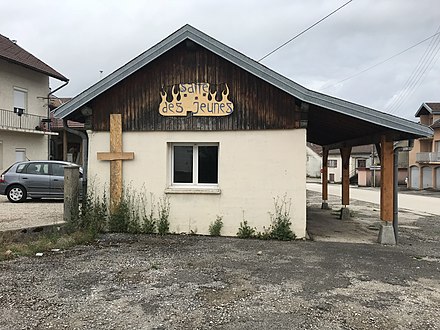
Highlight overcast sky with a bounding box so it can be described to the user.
[2,0,439,120]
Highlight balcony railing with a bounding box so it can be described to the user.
[416,152,440,163]
[0,108,48,131]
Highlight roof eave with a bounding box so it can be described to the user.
[53,25,433,139]
[414,103,430,117]
[0,55,68,82]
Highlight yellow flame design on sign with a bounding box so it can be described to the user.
[159,83,234,116]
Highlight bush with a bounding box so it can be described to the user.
[269,196,295,241]
[108,198,130,233]
[70,185,107,235]
[209,216,223,236]
[72,184,171,236]
[237,220,256,239]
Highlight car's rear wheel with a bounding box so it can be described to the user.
[7,185,27,203]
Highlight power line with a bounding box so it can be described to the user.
[386,27,440,112]
[258,0,353,62]
[319,30,440,92]
[386,25,440,114]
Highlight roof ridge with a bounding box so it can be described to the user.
[53,24,432,138]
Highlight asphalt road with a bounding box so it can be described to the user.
[306,183,440,216]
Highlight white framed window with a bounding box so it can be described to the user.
[327,159,337,168]
[13,88,27,114]
[15,148,26,162]
[170,143,219,187]
[357,159,367,168]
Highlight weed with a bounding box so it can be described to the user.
[209,216,223,236]
[142,193,156,234]
[108,197,130,233]
[237,220,256,239]
[0,230,96,261]
[255,227,272,240]
[269,195,295,241]
[157,197,170,235]
[76,186,108,235]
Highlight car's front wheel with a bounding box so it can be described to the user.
[7,185,27,203]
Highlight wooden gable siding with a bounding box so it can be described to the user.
[91,41,302,131]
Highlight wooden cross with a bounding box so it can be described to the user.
[97,114,134,210]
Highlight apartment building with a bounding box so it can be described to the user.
[408,102,440,190]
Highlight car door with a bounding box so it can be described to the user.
[20,162,51,196]
[49,162,65,197]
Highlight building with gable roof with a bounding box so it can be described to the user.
[408,102,440,190]
[0,34,68,172]
[54,25,432,240]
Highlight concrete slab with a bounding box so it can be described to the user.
[340,207,350,220]
[378,221,396,245]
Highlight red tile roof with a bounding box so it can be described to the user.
[0,34,68,81]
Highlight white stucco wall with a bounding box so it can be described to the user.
[326,153,371,183]
[0,59,49,117]
[306,146,321,178]
[0,59,50,171]
[87,129,307,238]
[327,155,342,182]
[0,131,48,171]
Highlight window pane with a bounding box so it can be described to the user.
[174,146,193,183]
[16,164,26,173]
[198,146,218,184]
[52,163,65,176]
[14,89,27,110]
[25,163,40,175]
[357,159,366,168]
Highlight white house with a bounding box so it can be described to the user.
[326,145,375,183]
[306,143,322,178]
[0,34,68,172]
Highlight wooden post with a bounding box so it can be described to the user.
[340,146,351,220]
[321,147,330,209]
[63,130,67,161]
[97,114,134,211]
[64,165,79,223]
[380,136,394,222]
[340,147,351,206]
[378,135,396,244]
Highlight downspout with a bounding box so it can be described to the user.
[47,80,69,159]
[63,119,88,197]
[393,141,413,244]
[393,146,400,243]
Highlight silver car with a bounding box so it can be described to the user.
[0,160,82,203]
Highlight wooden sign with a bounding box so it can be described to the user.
[159,83,234,116]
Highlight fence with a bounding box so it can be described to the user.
[0,108,47,131]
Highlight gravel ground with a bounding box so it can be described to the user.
[0,192,439,329]
[0,195,64,231]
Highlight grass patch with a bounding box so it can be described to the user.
[0,230,96,261]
